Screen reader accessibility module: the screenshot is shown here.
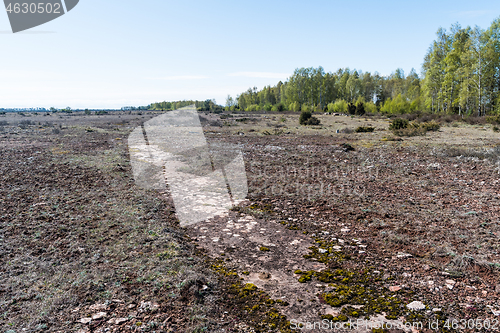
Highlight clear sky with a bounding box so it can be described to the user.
[1,0,500,109]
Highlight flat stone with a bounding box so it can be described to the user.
[89,303,107,311]
[407,301,425,311]
[79,317,92,324]
[92,312,107,320]
[495,284,500,293]
[389,286,401,292]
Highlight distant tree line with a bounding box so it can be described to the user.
[232,18,500,116]
[149,99,223,112]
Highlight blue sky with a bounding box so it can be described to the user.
[1,0,500,108]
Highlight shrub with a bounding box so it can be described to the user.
[276,103,285,112]
[389,118,409,130]
[421,121,440,132]
[299,111,320,125]
[392,127,426,137]
[347,103,356,115]
[305,117,320,125]
[392,123,426,136]
[486,115,500,124]
[340,143,355,152]
[355,102,365,116]
[299,111,312,124]
[493,126,499,132]
[355,126,375,133]
[463,116,486,125]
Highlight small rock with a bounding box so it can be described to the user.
[258,272,271,280]
[432,308,442,312]
[89,303,107,311]
[445,279,456,285]
[318,249,328,254]
[407,301,425,311]
[389,286,401,292]
[116,318,128,324]
[482,290,487,297]
[341,228,350,233]
[423,264,430,271]
[92,312,107,320]
[139,301,152,311]
[128,304,136,309]
[495,284,500,293]
[79,317,92,324]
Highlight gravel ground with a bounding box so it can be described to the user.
[1,111,499,333]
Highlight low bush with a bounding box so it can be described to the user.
[355,126,375,133]
[389,118,409,130]
[276,103,285,112]
[463,116,486,125]
[420,121,440,132]
[347,103,356,115]
[299,111,321,125]
[355,102,365,116]
[486,115,500,124]
[392,127,426,136]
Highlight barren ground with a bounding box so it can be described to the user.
[1,111,499,333]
